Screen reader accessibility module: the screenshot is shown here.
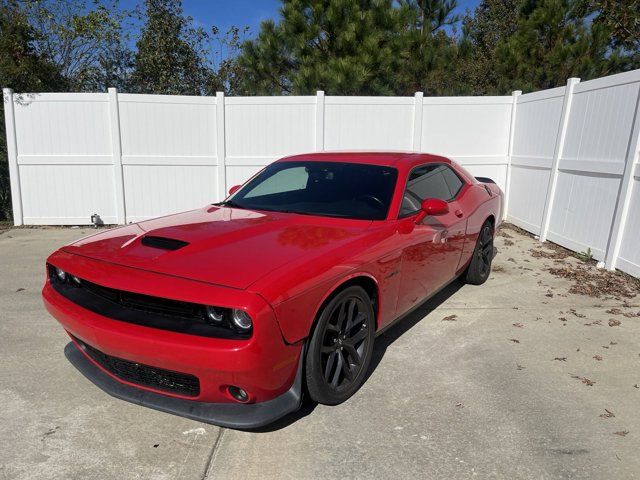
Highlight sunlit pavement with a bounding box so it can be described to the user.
[1,226,638,480]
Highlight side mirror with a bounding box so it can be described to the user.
[228,185,241,195]
[415,198,449,223]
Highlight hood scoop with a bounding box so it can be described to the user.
[141,235,189,251]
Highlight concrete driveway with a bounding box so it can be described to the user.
[1,226,639,480]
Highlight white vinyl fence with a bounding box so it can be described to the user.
[507,69,640,278]
[3,68,640,277]
[2,89,515,225]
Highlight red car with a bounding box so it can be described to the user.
[43,152,502,428]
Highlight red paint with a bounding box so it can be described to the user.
[43,152,502,404]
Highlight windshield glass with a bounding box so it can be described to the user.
[226,161,398,220]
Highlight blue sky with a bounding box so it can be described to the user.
[120,0,482,40]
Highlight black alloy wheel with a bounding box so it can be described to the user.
[305,286,375,405]
[464,220,494,285]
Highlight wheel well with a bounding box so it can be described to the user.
[486,215,495,228]
[316,276,380,330]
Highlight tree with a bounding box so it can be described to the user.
[0,0,67,221]
[579,0,640,55]
[457,0,522,94]
[207,25,251,95]
[23,0,133,91]
[130,0,212,95]
[394,0,463,95]
[398,0,460,35]
[494,0,637,93]
[237,0,415,95]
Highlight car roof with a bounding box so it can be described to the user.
[277,151,452,172]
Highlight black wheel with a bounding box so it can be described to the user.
[464,220,494,285]
[305,286,375,405]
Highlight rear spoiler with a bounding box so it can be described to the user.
[475,176,496,184]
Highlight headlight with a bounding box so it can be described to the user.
[205,306,225,323]
[231,309,252,331]
[204,306,252,335]
[55,267,67,282]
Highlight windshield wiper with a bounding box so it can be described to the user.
[215,200,244,209]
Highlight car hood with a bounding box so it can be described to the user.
[62,206,373,290]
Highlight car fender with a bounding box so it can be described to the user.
[269,269,383,345]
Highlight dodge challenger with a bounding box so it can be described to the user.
[43,152,502,428]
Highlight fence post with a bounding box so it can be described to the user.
[503,90,521,220]
[315,91,325,151]
[604,90,640,270]
[539,77,580,242]
[412,92,424,152]
[216,92,227,200]
[3,88,23,226]
[107,88,126,224]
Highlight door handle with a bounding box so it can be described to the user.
[454,209,464,218]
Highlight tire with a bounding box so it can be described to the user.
[464,220,494,285]
[305,286,375,405]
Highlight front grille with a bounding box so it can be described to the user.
[47,265,251,339]
[81,279,203,320]
[74,336,200,397]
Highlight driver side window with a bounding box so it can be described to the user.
[399,164,463,217]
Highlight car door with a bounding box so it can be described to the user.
[395,164,468,316]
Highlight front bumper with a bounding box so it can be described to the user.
[64,340,303,429]
[43,250,304,428]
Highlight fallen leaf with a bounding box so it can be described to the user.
[593,355,603,361]
[509,338,520,343]
[608,319,621,327]
[569,374,595,386]
[442,315,457,322]
[606,308,623,315]
[600,409,615,419]
[610,341,617,345]
[558,317,567,322]
[455,402,464,408]
[513,322,524,328]
[554,357,567,361]
[614,431,629,437]
[15,288,25,292]
[516,364,525,370]
[569,308,586,318]
[634,384,639,389]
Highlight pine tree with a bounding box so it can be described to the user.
[495,0,636,92]
[237,0,412,95]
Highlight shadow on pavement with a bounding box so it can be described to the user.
[255,278,465,433]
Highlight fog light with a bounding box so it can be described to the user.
[231,309,252,331]
[228,386,249,403]
[55,267,66,282]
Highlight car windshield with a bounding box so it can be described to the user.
[225,161,398,220]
